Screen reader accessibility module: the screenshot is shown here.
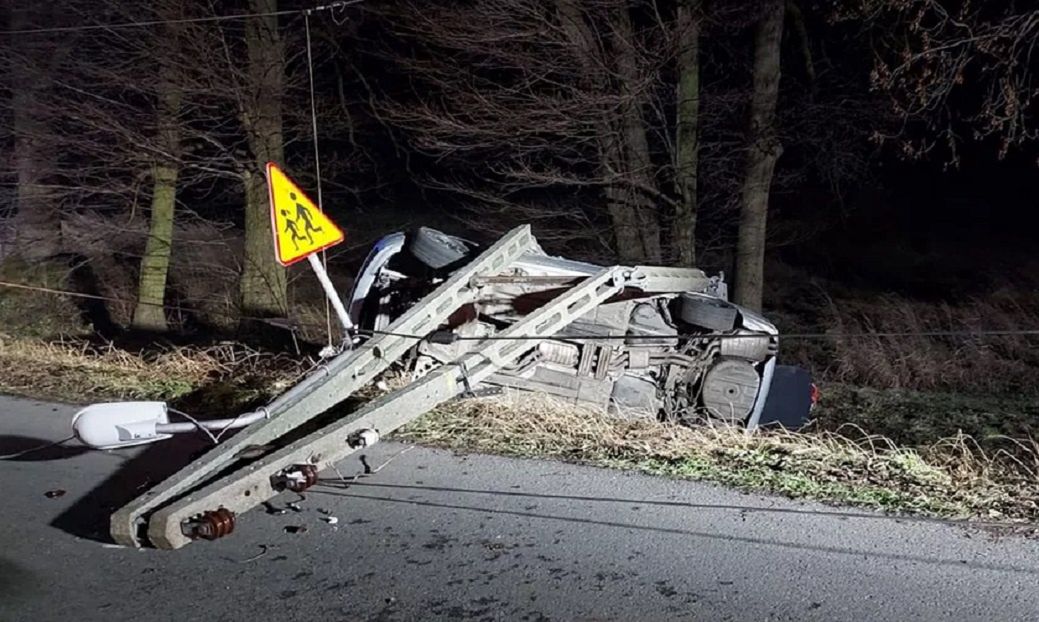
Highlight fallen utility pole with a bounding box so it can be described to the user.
[109,224,536,547]
[149,265,631,549]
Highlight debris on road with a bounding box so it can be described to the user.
[235,544,270,563]
[263,502,288,516]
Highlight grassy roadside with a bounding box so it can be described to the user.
[398,394,1039,527]
[1,334,1035,529]
[0,335,306,414]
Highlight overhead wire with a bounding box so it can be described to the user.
[304,10,334,348]
[0,0,366,36]
[378,328,1039,342]
[2,278,1037,344]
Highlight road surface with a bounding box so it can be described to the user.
[2,395,1038,621]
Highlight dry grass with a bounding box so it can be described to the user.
[289,301,348,345]
[1,328,1035,527]
[0,335,306,409]
[827,294,1039,392]
[0,259,88,337]
[396,392,1039,525]
[774,289,1039,395]
[809,383,1039,454]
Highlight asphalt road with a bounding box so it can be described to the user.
[2,395,1038,622]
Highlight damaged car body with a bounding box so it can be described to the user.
[348,227,814,430]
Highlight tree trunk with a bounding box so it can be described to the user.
[132,164,178,331]
[604,184,644,263]
[786,1,815,88]
[602,120,650,263]
[555,0,657,264]
[239,0,287,318]
[10,3,60,260]
[734,0,785,311]
[132,15,185,333]
[132,80,182,331]
[674,0,701,267]
[614,7,662,264]
[240,168,287,317]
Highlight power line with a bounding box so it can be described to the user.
[371,328,1039,342]
[0,0,364,36]
[3,279,1038,344]
[0,278,325,330]
[304,11,333,347]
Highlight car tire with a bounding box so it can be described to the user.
[407,227,471,269]
[678,293,738,331]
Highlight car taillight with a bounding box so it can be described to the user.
[809,383,820,407]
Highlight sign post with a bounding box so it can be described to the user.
[306,253,353,332]
[265,162,353,334]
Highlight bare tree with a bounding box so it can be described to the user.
[366,0,849,274]
[854,0,1039,162]
[32,0,246,331]
[238,0,288,319]
[89,0,296,324]
[132,38,184,332]
[4,0,310,331]
[733,0,784,311]
[674,0,702,266]
[366,0,703,263]
[3,2,71,259]
[79,0,297,326]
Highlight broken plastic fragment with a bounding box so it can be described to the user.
[263,502,288,516]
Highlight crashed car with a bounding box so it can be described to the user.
[347,227,815,430]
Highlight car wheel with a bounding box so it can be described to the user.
[678,293,738,331]
[407,227,471,270]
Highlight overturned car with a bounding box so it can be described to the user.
[348,227,815,430]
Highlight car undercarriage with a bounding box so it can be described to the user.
[348,226,808,429]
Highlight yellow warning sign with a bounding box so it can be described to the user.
[266,162,344,266]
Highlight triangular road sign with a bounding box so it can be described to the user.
[266,162,345,266]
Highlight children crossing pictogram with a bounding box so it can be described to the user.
[279,209,306,250]
[266,163,344,265]
[292,192,324,242]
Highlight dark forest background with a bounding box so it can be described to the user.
[1,0,1037,394]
